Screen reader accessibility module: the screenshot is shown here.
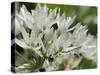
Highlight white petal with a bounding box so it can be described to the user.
[32,46,41,50]
[15,38,29,49]
[48,8,57,19]
[15,16,22,34]
[64,46,80,52]
[20,26,29,44]
[66,16,76,29]
[35,4,42,10]
[19,5,34,29]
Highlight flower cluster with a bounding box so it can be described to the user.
[13,4,97,73]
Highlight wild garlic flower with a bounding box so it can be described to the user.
[14,4,97,72]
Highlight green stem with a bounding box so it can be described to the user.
[15,50,34,65]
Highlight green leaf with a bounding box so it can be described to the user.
[73,57,97,69]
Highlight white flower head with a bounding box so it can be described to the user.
[14,4,97,72]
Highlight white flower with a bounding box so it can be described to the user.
[79,34,97,62]
[14,4,97,72]
[15,22,43,56]
[57,13,76,33]
[16,5,34,29]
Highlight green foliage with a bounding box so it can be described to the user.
[73,57,97,69]
[15,49,45,72]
